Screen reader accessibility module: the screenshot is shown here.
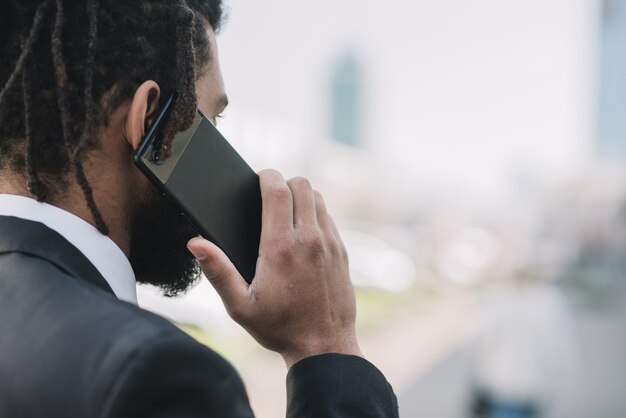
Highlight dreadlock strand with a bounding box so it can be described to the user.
[73,0,99,160]
[0,0,54,108]
[161,2,198,158]
[72,0,108,234]
[22,63,48,201]
[175,2,198,116]
[51,0,73,153]
[73,160,108,234]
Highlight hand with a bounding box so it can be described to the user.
[187,169,363,368]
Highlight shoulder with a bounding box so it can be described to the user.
[101,329,253,418]
[93,300,254,418]
[0,252,253,418]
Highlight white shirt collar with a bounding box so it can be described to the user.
[0,194,137,304]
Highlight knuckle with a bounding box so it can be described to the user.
[259,168,281,178]
[289,176,312,190]
[303,231,324,249]
[328,236,348,259]
[273,241,295,262]
[301,230,326,259]
[269,184,291,202]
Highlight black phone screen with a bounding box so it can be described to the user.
[135,95,262,283]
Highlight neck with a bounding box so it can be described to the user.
[0,172,132,256]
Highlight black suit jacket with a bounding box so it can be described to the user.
[0,215,398,417]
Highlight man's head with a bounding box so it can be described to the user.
[0,0,227,295]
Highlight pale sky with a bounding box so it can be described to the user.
[217,0,599,211]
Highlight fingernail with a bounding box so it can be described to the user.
[187,242,208,261]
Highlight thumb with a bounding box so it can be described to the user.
[187,237,249,308]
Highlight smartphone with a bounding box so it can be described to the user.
[134,94,262,284]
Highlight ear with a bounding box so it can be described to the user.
[125,80,161,150]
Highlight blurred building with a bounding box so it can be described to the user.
[599,0,626,159]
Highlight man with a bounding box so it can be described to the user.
[0,0,398,417]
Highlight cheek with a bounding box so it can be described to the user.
[129,164,156,204]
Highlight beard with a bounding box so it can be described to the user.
[128,186,201,297]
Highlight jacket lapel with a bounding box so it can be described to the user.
[0,215,115,296]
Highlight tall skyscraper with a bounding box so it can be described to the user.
[331,53,363,148]
[599,0,626,159]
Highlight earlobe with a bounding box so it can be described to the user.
[125,81,161,150]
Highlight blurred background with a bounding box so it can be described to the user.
[138,0,626,416]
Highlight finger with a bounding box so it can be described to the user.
[326,214,344,246]
[187,237,249,314]
[313,190,330,230]
[287,177,317,228]
[314,190,343,243]
[258,170,294,241]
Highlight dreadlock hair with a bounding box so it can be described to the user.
[0,0,224,234]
